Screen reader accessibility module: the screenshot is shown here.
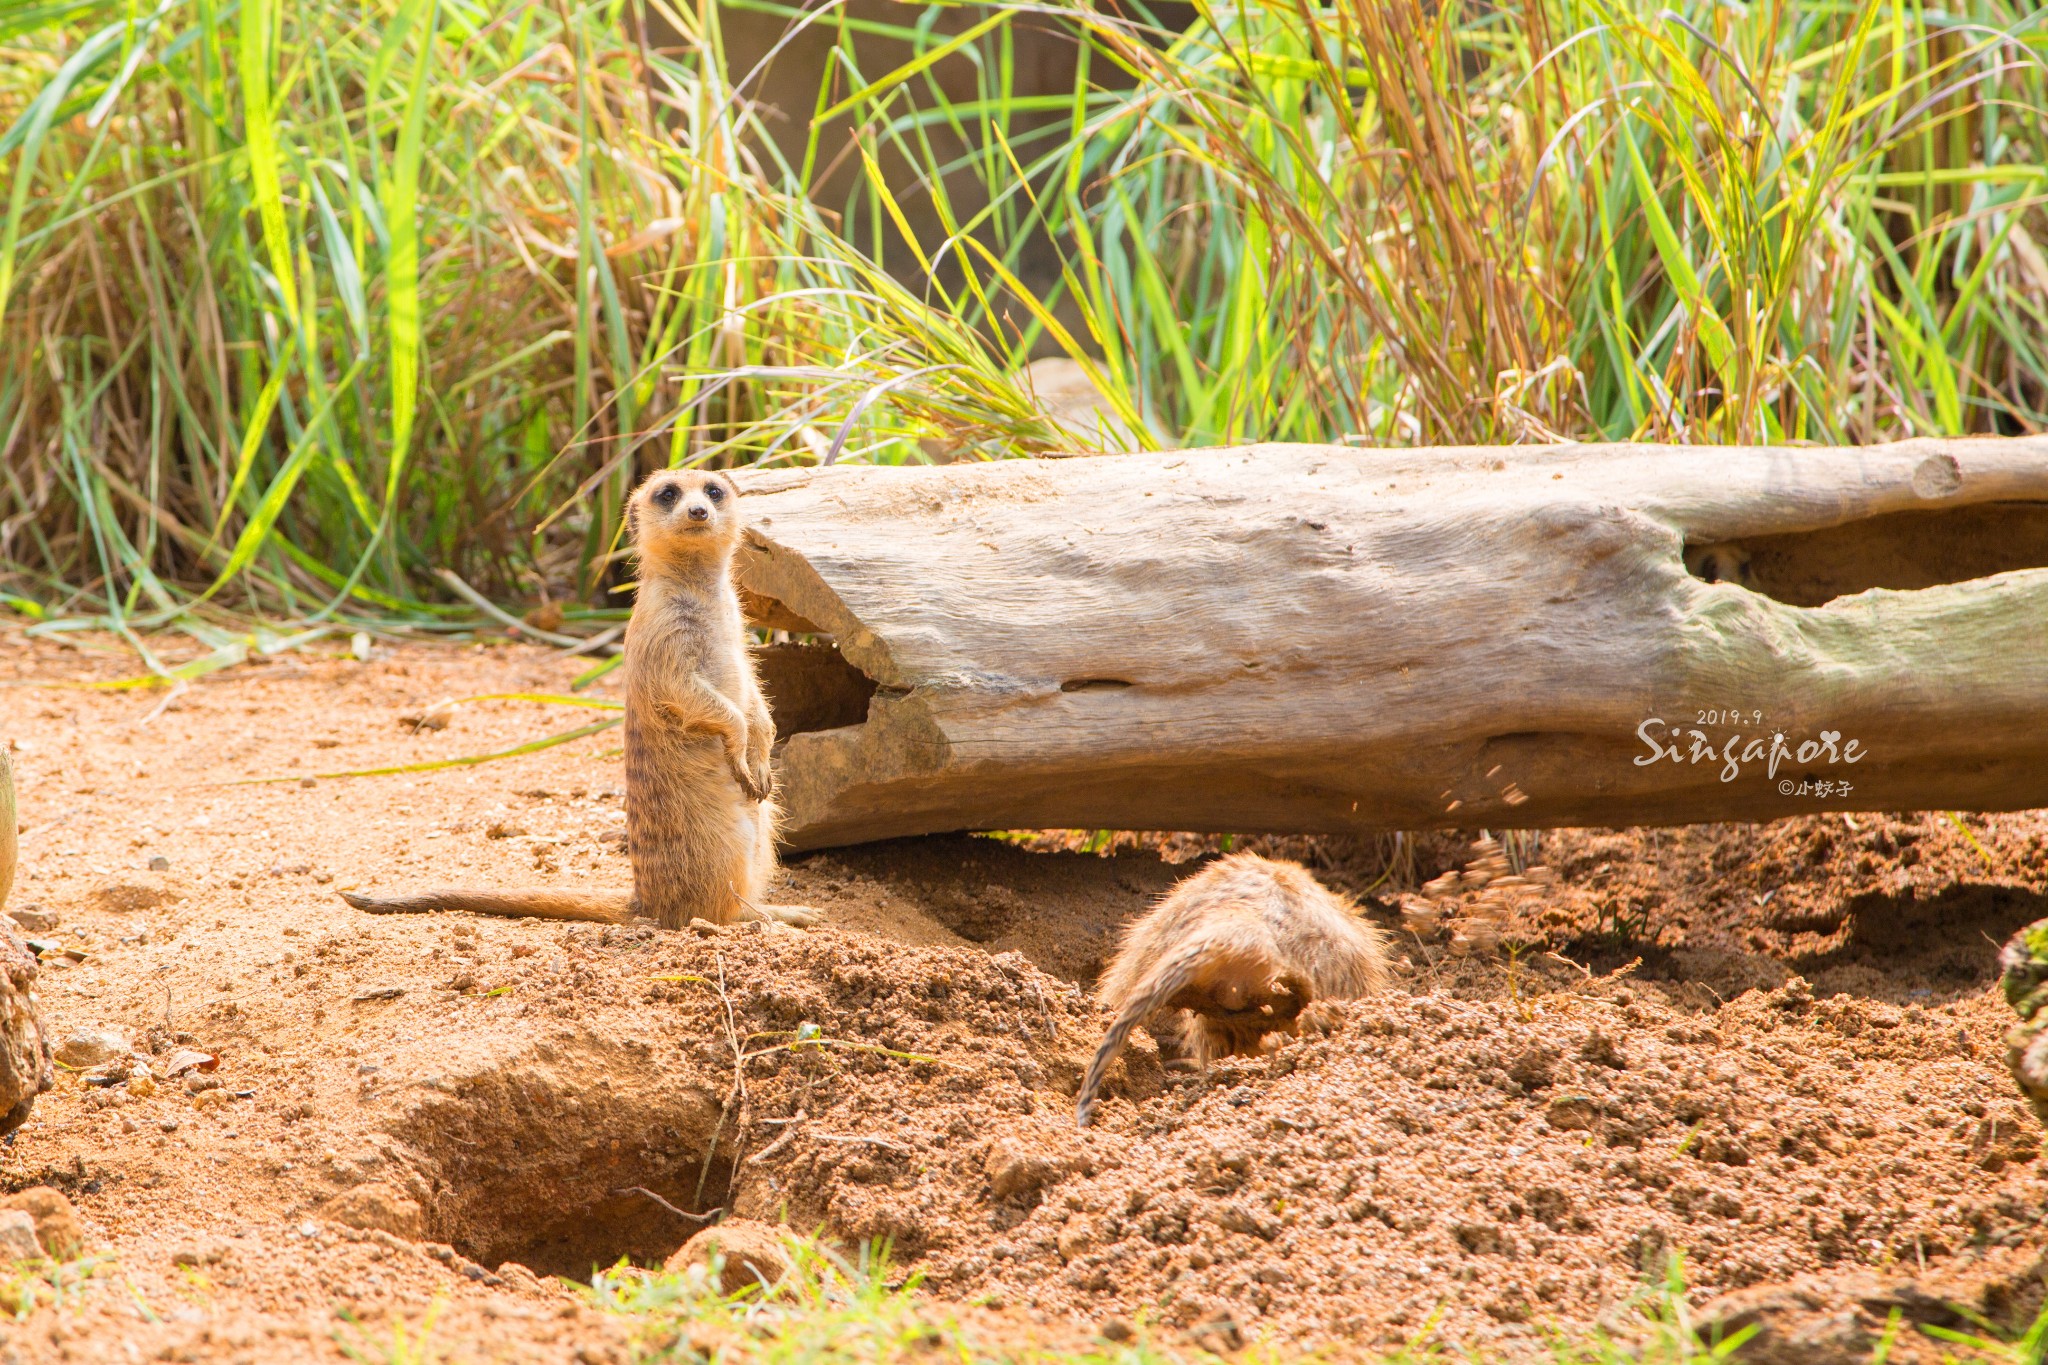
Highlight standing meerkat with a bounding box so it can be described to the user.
[1075,853,1388,1127]
[341,469,815,930]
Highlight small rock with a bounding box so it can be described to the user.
[446,973,478,993]
[320,1183,425,1240]
[664,1219,791,1294]
[127,1074,156,1098]
[193,1088,235,1110]
[486,823,527,840]
[54,1025,134,1070]
[147,856,170,872]
[1099,1317,1134,1343]
[299,777,317,789]
[398,706,453,732]
[185,1074,223,1094]
[1,1188,83,1261]
[6,906,56,934]
[0,1210,41,1262]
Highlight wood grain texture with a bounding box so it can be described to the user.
[733,439,2048,850]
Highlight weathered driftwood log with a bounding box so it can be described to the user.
[732,438,2048,851]
[0,752,55,1135]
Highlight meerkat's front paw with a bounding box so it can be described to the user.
[725,754,770,803]
[745,758,776,802]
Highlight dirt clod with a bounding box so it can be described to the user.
[2,1187,84,1261]
[0,1211,41,1262]
[665,1220,791,1294]
[321,1183,426,1241]
[985,1137,1074,1202]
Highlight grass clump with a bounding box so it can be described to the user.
[4,0,2046,644]
[578,1236,2048,1365]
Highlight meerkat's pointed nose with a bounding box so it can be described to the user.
[686,501,710,522]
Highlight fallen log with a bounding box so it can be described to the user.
[732,438,2048,851]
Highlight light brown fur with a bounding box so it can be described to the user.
[619,468,779,928]
[1076,853,1388,1127]
[341,470,814,930]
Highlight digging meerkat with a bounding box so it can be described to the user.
[1075,853,1389,1127]
[341,469,817,930]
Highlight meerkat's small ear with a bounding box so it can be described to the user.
[624,502,639,543]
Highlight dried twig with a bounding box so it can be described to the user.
[614,1186,717,1223]
[745,1111,806,1165]
[694,953,749,1208]
[812,1133,910,1153]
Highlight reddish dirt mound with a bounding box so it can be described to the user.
[0,629,2044,1361]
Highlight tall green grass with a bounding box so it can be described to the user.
[3,0,2046,647]
[803,0,2048,450]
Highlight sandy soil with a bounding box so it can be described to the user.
[0,629,2045,1363]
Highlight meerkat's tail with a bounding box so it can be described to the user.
[338,888,633,924]
[1076,942,1207,1129]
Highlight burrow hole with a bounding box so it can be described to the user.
[401,1052,734,1279]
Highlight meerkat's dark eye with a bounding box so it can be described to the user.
[652,484,679,507]
[705,483,726,503]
